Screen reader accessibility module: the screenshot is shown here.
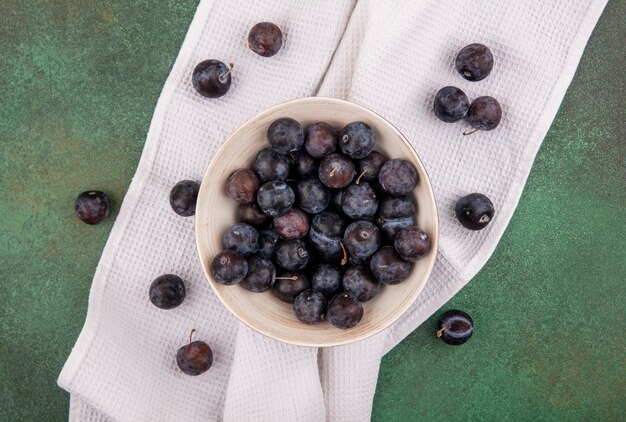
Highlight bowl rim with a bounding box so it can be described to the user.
[195,96,439,347]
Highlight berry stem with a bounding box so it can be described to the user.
[275,276,299,281]
[329,164,340,177]
[436,325,447,337]
[355,168,368,185]
[219,63,234,82]
[339,241,348,266]
[189,328,196,344]
[463,128,480,136]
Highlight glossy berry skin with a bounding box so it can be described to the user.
[267,118,304,155]
[327,293,364,329]
[311,264,343,300]
[256,180,295,217]
[248,22,283,57]
[252,148,292,182]
[455,193,495,230]
[466,96,502,131]
[275,239,310,270]
[394,226,431,262]
[342,266,381,302]
[211,250,248,285]
[257,229,280,259]
[240,256,276,292]
[455,43,493,82]
[272,272,310,303]
[296,178,331,214]
[318,153,355,189]
[237,202,269,227]
[273,207,310,239]
[340,121,375,159]
[437,310,474,345]
[378,195,416,241]
[177,340,213,375]
[169,180,200,217]
[378,159,418,196]
[379,196,415,220]
[192,59,232,98]
[433,86,470,123]
[293,290,328,324]
[342,182,379,220]
[343,220,380,259]
[149,274,186,309]
[226,169,259,204]
[309,211,346,257]
[75,191,110,225]
[291,149,318,178]
[223,223,259,257]
[304,122,337,158]
[370,246,411,285]
[357,151,387,183]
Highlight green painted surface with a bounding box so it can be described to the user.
[0,0,623,420]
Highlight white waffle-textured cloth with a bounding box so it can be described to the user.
[58,1,607,420]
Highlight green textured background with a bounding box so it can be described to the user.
[0,0,624,420]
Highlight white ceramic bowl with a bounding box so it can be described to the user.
[195,97,438,347]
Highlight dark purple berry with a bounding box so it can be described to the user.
[256,180,295,217]
[223,223,259,257]
[257,229,280,259]
[293,290,327,324]
[304,122,338,158]
[240,256,275,292]
[311,264,343,300]
[340,121,375,159]
[267,118,304,155]
[465,96,502,132]
[272,272,310,303]
[370,246,411,285]
[226,169,259,204]
[75,191,110,225]
[357,151,387,183]
[296,178,331,214]
[378,159,418,196]
[327,293,363,329]
[211,250,248,285]
[176,330,213,375]
[343,220,380,259]
[394,226,431,262]
[342,182,379,220]
[169,180,200,217]
[237,202,269,227]
[342,266,381,302]
[455,193,494,230]
[275,239,310,270]
[149,274,186,309]
[433,86,470,123]
[273,207,310,239]
[379,196,415,220]
[437,310,474,345]
[290,148,318,178]
[252,148,292,182]
[455,43,493,82]
[192,59,232,98]
[309,211,346,257]
[248,22,283,57]
[318,153,355,189]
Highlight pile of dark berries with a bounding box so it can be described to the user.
[433,43,502,135]
[210,117,432,329]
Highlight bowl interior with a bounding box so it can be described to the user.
[195,97,438,347]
